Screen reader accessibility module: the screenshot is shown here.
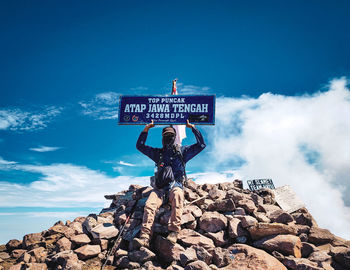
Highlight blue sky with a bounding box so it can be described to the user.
[1,0,350,243]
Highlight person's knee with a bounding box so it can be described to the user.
[173,188,184,199]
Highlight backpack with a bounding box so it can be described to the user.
[152,145,186,189]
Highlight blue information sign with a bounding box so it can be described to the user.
[118,95,215,125]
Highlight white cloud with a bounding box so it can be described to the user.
[203,77,350,239]
[0,162,149,208]
[130,86,149,92]
[29,146,62,152]
[0,106,62,131]
[79,91,119,120]
[0,211,89,218]
[176,83,211,95]
[0,157,17,165]
[119,161,136,167]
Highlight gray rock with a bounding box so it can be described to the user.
[208,187,226,200]
[282,256,322,270]
[56,237,72,251]
[6,239,22,252]
[194,245,212,265]
[199,212,227,233]
[185,261,210,270]
[308,227,334,245]
[74,244,101,260]
[82,216,98,233]
[204,230,228,247]
[90,223,119,239]
[70,234,91,246]
[240,216,258,228]
[180,247,197,267]
[212,247,232,267]
[128,247,156,263]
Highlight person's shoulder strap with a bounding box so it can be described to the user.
[174,145,185,166]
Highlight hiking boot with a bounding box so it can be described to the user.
[166,231,179,245]
[132,237,149,249]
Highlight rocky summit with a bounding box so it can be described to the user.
[1,179,350,270]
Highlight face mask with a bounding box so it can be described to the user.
[162,135,175,147]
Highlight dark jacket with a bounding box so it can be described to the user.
[136,127,206,189]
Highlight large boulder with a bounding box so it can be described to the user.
[207,198,235,212]
[11,249,26,259]
[49,250,78,266]
[28,247,47,263]
[282,256,322,270]
[90,223,119,239]
[47,224,75,238]
[178,229,215,250]
[228,217,247,239]
[248,222,297,240]
[82,216,98,233]
[25,263,48,270]
[199,212,227,233]
[184,261,210,270]
[179,247,197,267]
[240,215,258,228]
[154,235,185,263]
[70,234,91,246]
[253,234,302,258]
[56,237,72,251]
[222,244,287,270]
[212,247,232,268]
[236,198,257,213]
[68,222,84,235]
[128,247,156,264]
[329,246,350,268]
[23,233,43,249]
[74,244,101,260]
[267,209,293,224]
[308,227,335,245]
[6,240,22,252]
[205,230,228,247]
[184,205,202,218]
[208,187,226,200]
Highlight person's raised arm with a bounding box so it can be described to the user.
[182,120,206,162]
[136,120,158,162]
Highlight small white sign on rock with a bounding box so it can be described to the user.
[273,185,305,213]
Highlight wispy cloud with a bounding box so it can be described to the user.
[29,146,62,152]
[202,77,350,240]
[119,160,136,167]
[0,211,89,218]
[176,83,212,95]
[0,161,149,208]
[130,86,149,93]
[0,106,62,131]
[79,91,119,120]
[0,157,17,166]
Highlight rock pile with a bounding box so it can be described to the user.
[1,179,350,270]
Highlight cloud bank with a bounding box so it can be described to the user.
[201,77,350,239]
[0,160,149,208]
[1,78,350,241]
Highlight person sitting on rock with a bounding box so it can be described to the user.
[133,119,206,248]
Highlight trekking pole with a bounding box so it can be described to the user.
[185,194,208,206]
[101,198,140,270]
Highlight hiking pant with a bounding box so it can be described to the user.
[140,187,184,239]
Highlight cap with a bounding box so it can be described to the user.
[162,126,176,136]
